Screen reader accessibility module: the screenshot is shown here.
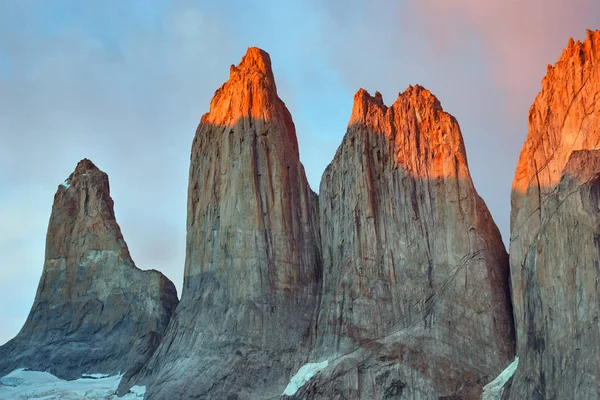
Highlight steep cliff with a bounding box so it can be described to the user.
[293,86,514,399]
[509,30,600,399]
[132,48,322,399]
[0,159,178,380]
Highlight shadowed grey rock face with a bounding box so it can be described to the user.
[509,30,600,400]
[292,87,515,399]
[5,48,521,398]
[508,151,600,400]
[0,159,178,381]
[132,48,322,399]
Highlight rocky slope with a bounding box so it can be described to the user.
[508,30,600,399]
[129,48,322,399]
[294,86,515,399]
[0,159,178,381]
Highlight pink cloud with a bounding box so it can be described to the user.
[409,0,600,113]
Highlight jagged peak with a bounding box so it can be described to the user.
[350,84,445,125]
[354,88,385,105]
[202,47,293,130]
[59,158,108,193]
[543,29,599,82]
[345,84,468,178]
[562,29,600,58]
[350,88,388,124]
[514,29,600,203]
[229,47,273,79]
[521,29,600,182]
[398,84,443,111]
[73,158,100,174]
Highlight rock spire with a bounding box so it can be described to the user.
[300,86,515,398]
[133,48,322,399]
[0,159,178,380]
[508,30,600,399]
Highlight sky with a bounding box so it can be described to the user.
[0,0,599,346]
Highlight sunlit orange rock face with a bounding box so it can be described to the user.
[201,47,298,149]
[509,30,600,399]
[134,48,322,399]
[299,87,514,399]
[511,30,600,200]
[349,86,470,180]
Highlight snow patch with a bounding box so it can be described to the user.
[0,369,145,400]
[283,360,329,396]
[61,180,70,189]
[482,357,519,400]
[128,385,146,397]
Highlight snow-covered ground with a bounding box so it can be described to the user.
[482,357,519,400]
[283,360,329,396]
[0,369,145,400]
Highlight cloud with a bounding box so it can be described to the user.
[309,0,600,245]
[409,0,600,114]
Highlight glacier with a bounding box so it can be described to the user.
[0,369,145,400]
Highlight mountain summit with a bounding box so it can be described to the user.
[200,47,298,153]
[128,47,322,399]
[509,29,600,399]
[299,85,515,398]
[0,159,178,380]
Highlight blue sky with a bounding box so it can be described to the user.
[1,0,599,345]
